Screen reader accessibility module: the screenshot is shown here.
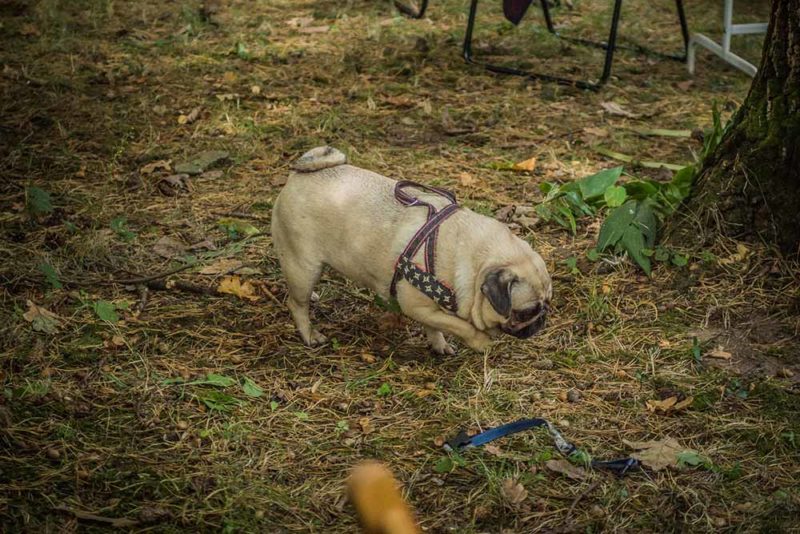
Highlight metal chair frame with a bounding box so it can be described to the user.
[396,0,690,91]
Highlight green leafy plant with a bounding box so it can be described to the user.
[40,262,62,289]
[26,186,53,217]
[93,300,120,322]
[376,382,392,397]
[111,217,136,241]
[242,377,263,398]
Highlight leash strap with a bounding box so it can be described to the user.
[444,418,640,477]
[389,181,459,313]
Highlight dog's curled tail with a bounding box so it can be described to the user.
[292,146,347,172]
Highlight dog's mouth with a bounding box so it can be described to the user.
[501,303,548,339]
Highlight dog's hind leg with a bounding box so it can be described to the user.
[282,258,327,346]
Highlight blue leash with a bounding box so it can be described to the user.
[443,418,639,476]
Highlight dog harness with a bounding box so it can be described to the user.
[389,181,460,313]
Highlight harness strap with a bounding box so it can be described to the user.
[389,181,459,313]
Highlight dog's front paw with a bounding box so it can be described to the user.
[430,338,456,356]
[466,331,492,353]
[305,330,328,347]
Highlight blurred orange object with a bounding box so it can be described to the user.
[347,461,420,534]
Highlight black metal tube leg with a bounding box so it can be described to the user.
[540,0,556,34]
[599,0,623,83]
[463,0,479,62]
[675,0,689,55]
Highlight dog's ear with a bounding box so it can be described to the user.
[481,269,516,318]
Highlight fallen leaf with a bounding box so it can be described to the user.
[624,438,695,471]
[583,126,609,137]
[175,151,230,175]
[495,205,516,222]
[358,417,374,434]
[500,478,528,505]
[217,276,260,301]
[250,85,262,95]
[707,346,732,360]
[484,444,502,457]
[20,23,41,37]
[298,26,330,34]
[359,353,376,364]
[140,160,171,175]
[458,172,475,186]
[222,71,237,84]
[601,101,639,118]
[199,259,245,275]
[157,174,191,196]
[433,435,445,447]
[673,396,694,410]
[512,156,537,172]
[676,80,694,91]
[545,459,588,480]
[718,243,749,265]
[152,236,186,259]
[646,396,677,413]
[286,16,314,28]
[22,300,61,334]
[177,106,202,125]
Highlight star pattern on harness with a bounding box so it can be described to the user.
[398,256,458,313]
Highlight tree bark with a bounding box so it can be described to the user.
[681,0,800,256]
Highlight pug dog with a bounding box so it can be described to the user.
[271,147,551,354]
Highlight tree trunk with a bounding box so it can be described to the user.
[681,0,800,256]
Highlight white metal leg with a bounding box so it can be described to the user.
[687,0,767,77]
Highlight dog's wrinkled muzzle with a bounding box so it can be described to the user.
[501,303,548,339]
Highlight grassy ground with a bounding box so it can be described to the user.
[2,0,799,532]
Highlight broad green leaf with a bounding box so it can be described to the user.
[676,451,705,468]
[242,377,263,397]
[555,201,577,234]
[39,263,62,289]
[654,247,670,262]
[185,374,236,387]
[623,180,659,200]
[217,218,260,238]
[26,186,53,216]
[671,165,695,198]
[621,226,651,275]
[93,300,119,322]
[633,200,658,248]
[604,185,627,207]
[563,191,594,217]
[199,390,243,411]
[374,294,402,314]
[578,166,622,199]
[269,400,279,411]
[434,456,454,474]
[597,200,638,250]
[672,254,688,267]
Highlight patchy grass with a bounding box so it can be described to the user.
[2,0,799,532]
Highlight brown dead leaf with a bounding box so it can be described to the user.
[512,156,537,172]
[199,259,245,275]
[601,101,639,118]
[433,435,445,447]
[286,16,314,28]
[140,160,171,175]
[152,236,186,259]
[484,444,502,457]
[358,417,374,434]
[217,276,260,302]
[495,205,516,222]
[646,396,677,413]
[624,438,693,471]
[707,345,732,359]
[177,106,201,125]
[250,85,262,95]
[298,26,330,34]
[20,23,41,37]
[676,80,694,91]
[583,126,609,137]
[545,459,588,480]
[157,174,191,196]
[359,353,376,364]
[458,172,476,186]
[22,300,61,334]
[500,478,528,505]
[222,71,237,84]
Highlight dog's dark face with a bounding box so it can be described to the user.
[480,252,551,339]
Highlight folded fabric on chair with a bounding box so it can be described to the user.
[503,0,534,25]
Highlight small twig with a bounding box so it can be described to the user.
[54,505,139,528]
[212,210,271,222]
[566,480,600,521]
[134,284,149,314]
[146,279,219,296]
